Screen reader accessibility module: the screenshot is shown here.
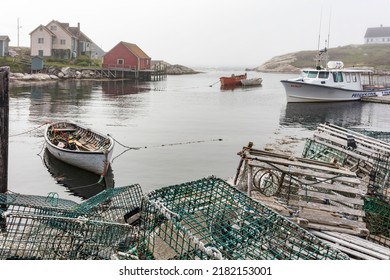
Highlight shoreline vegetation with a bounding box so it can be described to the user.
[5,43,390,83]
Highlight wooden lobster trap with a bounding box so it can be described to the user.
[234,143,368,236]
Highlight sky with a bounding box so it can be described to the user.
[2,0,390,68]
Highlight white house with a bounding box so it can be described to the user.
[30,20,103,59]
[364,25,390,44]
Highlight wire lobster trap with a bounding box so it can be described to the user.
[0,184,143,260]
[138,176,349,260]
[364,197,390,248]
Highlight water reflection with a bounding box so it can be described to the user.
[101,80,150,95]
[280,101,375,130]
[43,148,114,200]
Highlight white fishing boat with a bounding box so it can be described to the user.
[44,121,114,175]
[281,50,390,103]
[241,77,263,86]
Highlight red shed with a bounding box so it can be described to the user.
[102,41,151,70]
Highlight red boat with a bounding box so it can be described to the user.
[219,73,247,86]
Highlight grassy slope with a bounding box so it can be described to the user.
[291,44,390,70]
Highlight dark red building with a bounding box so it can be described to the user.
[102,41,151,70]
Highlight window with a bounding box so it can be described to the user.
[345,73,351,83]
[50,25,57,31]
[318,71,329,79]
[60,39,66,45]
[117,59,124,65]
[307,71,318,78]
[38,38,44,44]
[332,72,343,83]
[351,73,357,82]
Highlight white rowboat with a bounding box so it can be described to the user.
[241,77,263,86]
[44,121,114,175]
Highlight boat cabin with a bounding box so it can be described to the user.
[295,64,372,90]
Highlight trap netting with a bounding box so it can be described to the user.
[364,197,390,248]
[139,176,349,260]
[0,184,143,260]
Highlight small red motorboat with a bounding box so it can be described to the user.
[219,73,247,87]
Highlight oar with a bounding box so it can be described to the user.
[209,80,220,87]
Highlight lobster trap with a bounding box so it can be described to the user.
[364,197,390,248]
[0,184,143,260]
[234,143,368,236]
[302,122,390,199]
[138,176,349,260]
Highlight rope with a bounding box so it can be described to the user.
[109,134,222,150]
[10,122,51,137]
[110,135,222,163]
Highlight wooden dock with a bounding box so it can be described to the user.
[361,95,390,104]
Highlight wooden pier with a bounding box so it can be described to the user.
[361,95,390,104]
[89,64,167,81]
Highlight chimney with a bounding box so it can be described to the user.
[77,22,80,35]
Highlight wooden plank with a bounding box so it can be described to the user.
[298,189,364,206]
[299,210,366,229]
[304,223,369,236]
[314,131,389,159]
[324,231,390,258]
[297,177,366,195]
[249,162,361,185]
[311,231,389,260]
[319,124,390,152]
[290,200,366,217]
[247,154,357,176]
[0,67,9,194]
[315,131,390,162]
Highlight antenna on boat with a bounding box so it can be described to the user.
[327,6,332,50]
[315,4,330,69]
[317,5,323,54]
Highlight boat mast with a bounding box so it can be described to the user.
[314,6,331,70]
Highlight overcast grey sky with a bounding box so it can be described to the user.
[2,0,390,68]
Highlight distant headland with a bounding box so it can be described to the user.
[249,44,390,73]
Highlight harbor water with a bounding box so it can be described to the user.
[7,70,390,202]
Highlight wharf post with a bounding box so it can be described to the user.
[0,66,9,231]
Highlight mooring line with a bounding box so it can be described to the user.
[10,122,51,137]
[109,135,222,150]
[109,135,223,163]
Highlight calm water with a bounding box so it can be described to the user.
[7,70,390,202]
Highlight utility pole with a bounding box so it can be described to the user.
[17,18,21,47]
[0,66,9,232]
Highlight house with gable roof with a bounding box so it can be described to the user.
[364,25,390,44]
[102,41,151,70]
[30,20,103,59]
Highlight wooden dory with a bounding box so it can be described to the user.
[219,73,247,86]
[44,121,114,175]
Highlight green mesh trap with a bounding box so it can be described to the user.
[364,197,390,248]
[138,176,349,260]
[0,185,143,260]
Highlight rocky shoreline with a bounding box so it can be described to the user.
[9,62,201,84]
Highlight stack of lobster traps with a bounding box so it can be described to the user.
[234,123,390,258]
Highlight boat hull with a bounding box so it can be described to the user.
[241,78,262,86]
[220,73,247,86]
[281,80,381,103]
[44,122,114,175]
